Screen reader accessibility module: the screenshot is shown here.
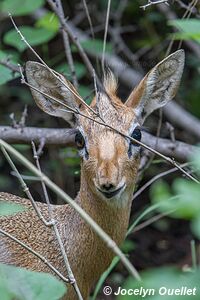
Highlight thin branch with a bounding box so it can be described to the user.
[0,59,20,73]
[46,0,97,83]
[133,162,190,200]
[140,0,169,10]
[32,142,83,299]
[0,228,69,283]
[82,0,95,39]
[56,0,78,89]
[102,0,111,73]
[1,147,53,227]
[163,102,200,139]
[133,210,174,232]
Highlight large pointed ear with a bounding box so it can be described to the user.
[26,61,83,126]
[125,50,185,123]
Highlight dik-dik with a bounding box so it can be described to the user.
[0,50,184,299]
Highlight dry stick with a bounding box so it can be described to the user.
[0,139,141,281]
[0,229,69,283]
[82,0,95,39]
[1,146,53,227]
[46,0,96,82]
[8,14,94,116]
[133,210,174,233]
[175,0,200,17]
[165,0,197,56]
[133,162,190,200]
[2,143,83,299]
[46,0,113,112]
[56,0,78,89]
[140,0,169,10]
[0,59,20,73]
[32,142,83,300]
[18,67,199,184]
[178,0,199,50]
[102,0,111,73]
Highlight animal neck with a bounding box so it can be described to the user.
[76,167,134,245]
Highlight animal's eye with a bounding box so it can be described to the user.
[131,127,141,146]
[75,132,85,149]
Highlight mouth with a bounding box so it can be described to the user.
[97,183,126,199]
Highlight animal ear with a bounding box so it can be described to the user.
[125,50,185,123]
[26,61,83,126]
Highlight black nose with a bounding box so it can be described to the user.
[101,183,114,191]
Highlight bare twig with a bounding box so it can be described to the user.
[46,0,98,83]
[1,146,53,227]
[175,0,200,18]
[133,210,174,232]
[140,0,169,10]
[0,228,69,283]
[56,0,78,89]
[0,59,20,73]
[32,142,83,299]
[102,0,111,73]
[19,105,28,128]
[133,162,190,200]
[163,102,200,139]
[82,0,95,39]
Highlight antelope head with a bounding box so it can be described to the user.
[26,50,184,207]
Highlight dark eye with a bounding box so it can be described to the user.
[131,127,141,145]
[75,131,85,149]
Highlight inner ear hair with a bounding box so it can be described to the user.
[25,61,83,127]
[125,49,185,123]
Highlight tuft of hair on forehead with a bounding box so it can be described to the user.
[103,69,118,95]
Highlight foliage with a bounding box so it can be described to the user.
[0,201,26,216]
[169,19,200,44]
[151,148,200,239]
[4,26,56,52]
[118,267,200,300]
[0,0,45,17]
[0,263,67,300]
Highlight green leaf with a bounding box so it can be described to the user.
[1,0,45,16]
[0,65,19,85]
[0,50,20,84]
[121,239,135,253]
[118,267,200,300]
[4,26,56,52]
[0,201,26,216]
[35,12,59,32]
[169,19,200,44]
[80,39,113,55]
[172,179,200,218]
[0,263,67,300]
